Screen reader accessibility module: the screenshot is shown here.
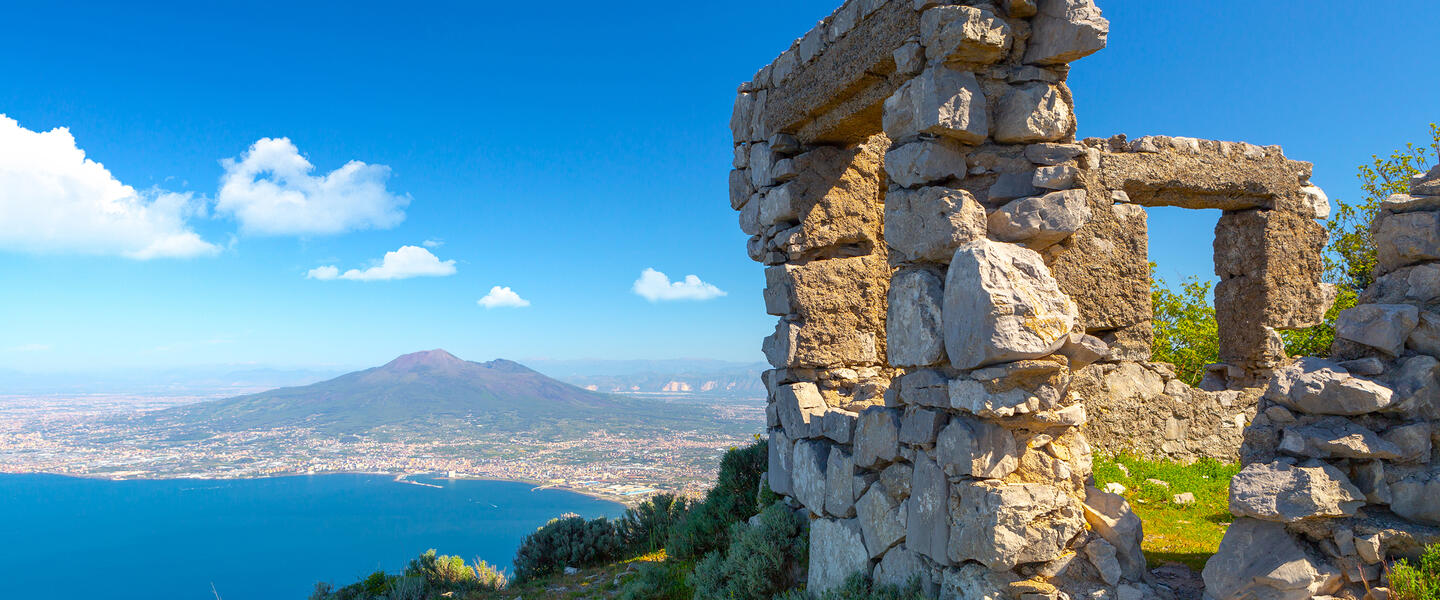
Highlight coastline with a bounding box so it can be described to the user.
[10,470,645,507]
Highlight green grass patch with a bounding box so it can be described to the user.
[1092,454,1240,571]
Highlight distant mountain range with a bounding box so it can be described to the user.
[524,359,767,399]
[144,350,669,436]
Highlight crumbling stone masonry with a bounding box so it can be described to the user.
[726,1,1396,599]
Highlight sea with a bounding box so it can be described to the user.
[0,473,624,600]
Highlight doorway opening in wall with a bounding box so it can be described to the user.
[1087,203,1239,576]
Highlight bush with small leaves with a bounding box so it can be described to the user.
[772,572,928,600]
[512,515,625,583]
[620,493,691,555]
[1390,542,1440,600]
[691,500,808,600]
[666,439,768,561]
[615,561,693,600]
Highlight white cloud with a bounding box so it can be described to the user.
[478,286,531,309]
[215,137,409,236]
[0,114,219,259]
[307,245,456,282]
[422,239,443,248]
[632,268,726,302]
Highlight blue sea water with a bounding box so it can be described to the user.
[0,473,623,600]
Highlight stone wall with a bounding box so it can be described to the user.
[1201,166,1440,600]
[727,1,1399,599]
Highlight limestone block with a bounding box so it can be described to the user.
[856,483,906,558]
[1278,418,1402,460]
[1265,357,1396,416]
[855,406,902,468]
[987,189,1092,249]
[939,563,1015,600]
[761,255,889,368]
[739,192,762,236]
[1082,486,1146,581]
[882,65,988,144]
[1048,193,1152,340]
[907,452,952,565]
[987,171,1039,203]
[898,368,950,408]
[892,41,925,76]
[825,446,858,518]
[760,182,800,226]
[792,438,832,515]
[729,169,754,211]
[948,480,1085,570]
[775,382,826,440]
[1301,185,1331,219]
[1085,538,1122,586]
[993,83,1071,144]
[778,139,888,259]
[885,186,987,263]
[1335,304,1420,356]
[1406,311,1440,356]
[1391,355,1440,421]
[1382,423,1432,464]
[1004,0,1038,18]
[872,545,933,592]
[1057,332,1108,369]
[942,239,1078,369]
[762,265,792,316]
[1026,142,1084,165]
[887,269,946,367]
[1228,461,1364,522]
[819,408,858,444]
[936,415,1019,479]
[768,428,795,496]
[1202,518,1342,600]
[808,518,872,594]
[949,358,1068,418]
[898,406,947,447]
[1032,165,1078,190]
[919,5,1011,65]
[880,462,913,502]
[731,93,755,142]
[1389,467,1440,525]
[1375,209,1440,275]
[885,138,967,188]
[748,142,774,188]
[1023,0,1109,65]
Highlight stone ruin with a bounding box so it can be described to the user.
[727,0,1440,598]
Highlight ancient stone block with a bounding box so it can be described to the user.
[948,480,1084,570]
[825,446,858,518]
[1374,208,1440,275]
[1335,304,1420,356]
[856,483,905,558]
[872,545,933,592]
[1082,486,1146,582]
[792,438,832,515]
[936,415,1019,479]
[1202,519,1342,600]
[1024,0,1109,65]
[1278,418,1401,460]
[1389,467,1440,525]
[942,239,1078,369]
[987,188,1091,249]
[907,452,951,565]
[768,428,795,496]
[808,518,872,594]
[1265,358,1396,416]
[887,268,946,367]
[885,186,987,263]
[882,65,988,144]
[855,406,902,468]
[919,5,1011,65]
[761,255,889,368]
[898,406,946,447]
[993,83,1071,143]
[885,138,967,188]
[775,138,889,259]
[1228,461,1364,522]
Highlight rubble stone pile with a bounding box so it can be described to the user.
[728,0,1425,598]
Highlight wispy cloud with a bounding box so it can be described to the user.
[0,114,218,259]
[478,286,530,309]
[307,245,457,281]
[7,343,52,352]
[422,239,443,248]
[216,137,409,236]
[632,268,726,302]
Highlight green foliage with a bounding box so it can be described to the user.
[615,560,694,600]
[1326,124,1440,295]
[512,514,625,583]
[691,501,808,600]
[772,572,928,600]
[312,550,505,600]
[666,439,768,561]
[1390,542,1440,600]
[1150,265,1219,385]
[619,493,691,555]
[1280,286,1357,358]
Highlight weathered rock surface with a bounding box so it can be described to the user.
[768,428,795,496]
[1202,518,1341,600]
[854,406,902,468]
[987,189,1091,249]
[943,239,1078,369]
[1265,358,1397,416]
[1024,0,1109,65]
[885,186,987,263]
[887,269,946,367]
[1228,461,1364,522]
[1390,467,1440,525]
[856,483,905,558]
[919,5,1012,65]
[882,65,988,143]
[906,453,951,565]
[1278,418,1402,460]
[825,446,857,518]
[872,545,932,592]
[1374,208,1440,275]
[939,563,1015,600]
[936,415,1019,479]
[1082,486,1146,582]
[1335,304,1420,356]
[808,518,872,594]
[993,83,1071,143]
[885,138,968,188]
[775,382,826,439]
[948,480,1084,569]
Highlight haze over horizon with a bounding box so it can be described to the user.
[1,0,1437,372]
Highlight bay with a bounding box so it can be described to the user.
[0,473,624,600]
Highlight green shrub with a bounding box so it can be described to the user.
[1150,267,1218,386]
[772,572,928,600]
[615,561,693,600]
[691,500,808,600]
[311,550,506,600]
[620,493,691,555]
[1390,542,1440,600]
[512,514,625,583]
[667,439,768,561]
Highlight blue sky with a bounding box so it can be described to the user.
[1,1,1436,372]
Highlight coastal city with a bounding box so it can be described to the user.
[0,393,765,502]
